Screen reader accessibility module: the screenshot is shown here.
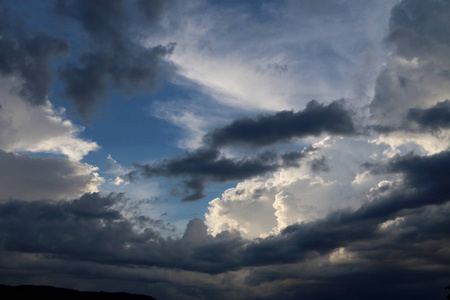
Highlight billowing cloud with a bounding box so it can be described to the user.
[0,78,98,161]
[206,136,389,238]
[370,0,450,126]
[0,150,101,201]
[0,149,449,298]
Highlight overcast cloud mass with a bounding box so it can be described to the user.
[0,1,449,299]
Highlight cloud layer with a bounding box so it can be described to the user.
[128,99,356,201]
[1,150,449,298]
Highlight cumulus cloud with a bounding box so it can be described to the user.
[206,136,389,238]
[370,0,450,126]
[0,150,102,201]
[0,78,98,161]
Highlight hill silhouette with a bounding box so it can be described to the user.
[0,285,157,300]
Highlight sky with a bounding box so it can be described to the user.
[0,0,450,299]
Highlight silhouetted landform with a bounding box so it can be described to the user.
[0,285,157,300]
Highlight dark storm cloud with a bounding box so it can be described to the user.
[0,194,243,273]
[0,150,449,299]
[0,193,159,261]
[128,148,283,201]
[54,0,175,120]
[406,100,450,131]
[243,202,450,300]
[5,150,449,272]
[204,99,357,148]
[0,5,70,105]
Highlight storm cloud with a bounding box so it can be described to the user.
[406,99,450,131]
[204,99,357,148]
[0,151,449,296]
[128,148,292,201]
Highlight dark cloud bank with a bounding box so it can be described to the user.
[128,99,356,201]
[204,99,356,148]
[1,150,450,299]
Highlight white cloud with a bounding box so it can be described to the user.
[0,77,98,161]
[146,0,396,148]
[378,216,405,231]
[206,136,392,238]
[329,247,359,264]
[371,129,450,156]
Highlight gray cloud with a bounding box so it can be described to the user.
[0,4,70,105]
[0,150,100,201]
[204,100,357,148]
[369,99,450,135]
[126,99,356,201]
[54,0,175,121]
[128,148,283,201]
[280,151,306,168]
[310,156,330,172]
[238,150,450,270]
[406,99,450,131]
[370,0,450,125]
[127,99,354,201]
[58,44,174,120]
[0,150,449,298]
[137,0,173,24]
[2,150,449,271]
